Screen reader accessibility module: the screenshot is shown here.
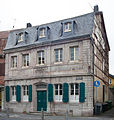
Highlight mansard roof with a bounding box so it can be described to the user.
[5,12,95,50]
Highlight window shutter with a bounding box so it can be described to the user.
[29,85,32,102]
[16,85,21,102]
[48,84,53,102]
[79,82,85,103]
[6,86,10,102]
[63,83,69,103]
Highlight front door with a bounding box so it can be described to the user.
[37,91,47,111]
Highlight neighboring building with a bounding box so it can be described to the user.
[109,74,114,106]
[0,31,9,110]
[4,6,110,116]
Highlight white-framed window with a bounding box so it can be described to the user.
[39,28,45,38]
[37,51,45,65]
[54,84,62,102]
[11,86,16,101]
[109,79,112,84]
[23,86,28,102]
[70,83,79,102]
[55,48,62,62]
[11,56,17,68]
[22,54,29,67]
[64,22,71,32]
[70,46,79,61]
[18,33,23,42]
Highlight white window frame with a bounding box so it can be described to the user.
[39,28,45,38]
[37,51,45,65]
[64,22,71,32]
[69,83,79,103]
[54,84,62,102]
[22,54,29,67]
[55,48,62,63]
[70,46,79,61]
[11,86,16,102]
[11,56,17,68]
[23,86,28,102]
[18,33,23,42]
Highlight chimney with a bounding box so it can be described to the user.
[94,5,99,12]
[26,23,32,28]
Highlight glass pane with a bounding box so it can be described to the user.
[70,47,74,60]
[75,47,79,60]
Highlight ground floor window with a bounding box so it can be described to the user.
[11,86,16,101]
[23,86,28,101]
[69,83,79,102]
[54,84,62,102]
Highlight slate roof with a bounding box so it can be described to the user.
[5,12,95,50]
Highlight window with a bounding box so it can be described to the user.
[23,54,29,67]
[64,22,71,32]
[54,84,62,102]
[70,83,79,102]
[39,28,45,38]
[109,79,112,84]
[55,48,62,62]
[18,33,23,42]
[70,46,79,61]
[11,86,16,101]
[11,56,17,68]
[102,59,105,71]
[37,51,45,65]
[23,86,28,101]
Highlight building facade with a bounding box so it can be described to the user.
[4,6,110,116]
[0,31,9,110]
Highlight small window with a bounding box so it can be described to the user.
[109,79,112,84]
[11,56,17,68]
[70,83,79,102]
[37,51,45,65]
[55,48,62,62]
[39,28,45,38]
[70,46,79,61]
[23,86,29,101]
[23,54,29,67]
[18,33,23,42]
[11,86,16,101]
[54,84,62,102]
[64,22,71,32]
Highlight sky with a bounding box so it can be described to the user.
[0,0,114,74]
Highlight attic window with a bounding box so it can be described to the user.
[64,22,71,32]
[39,28,45,38]
[18,33,23,42]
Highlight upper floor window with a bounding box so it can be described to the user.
[23,85,28,101]
[11,86,16,101]
[39,28,45,38]
[109,79,112,85]
[23,54,29,67]
[70,83,79,102]
[37,51,45,65]
[11,56,17,68]
[70,46,79,61]
[64,22,71,32]
[18,33,23,42]
[54,84,62,102]
[55,48,62,62]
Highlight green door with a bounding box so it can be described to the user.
[37,91,47,111]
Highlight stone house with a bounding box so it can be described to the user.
[4,6,110,116]
[0,31,9,110]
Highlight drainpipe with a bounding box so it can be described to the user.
[90,36,95,114]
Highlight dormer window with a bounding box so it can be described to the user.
[64,22,71,32]
[18,33,23,42]
[39,28,45,38]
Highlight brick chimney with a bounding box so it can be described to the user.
[26,23,32,28]
[94,5,99,12]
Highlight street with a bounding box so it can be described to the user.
[0,107,114,120]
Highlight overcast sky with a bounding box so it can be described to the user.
[0,0,114,74]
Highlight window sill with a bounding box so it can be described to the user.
[54,62,63,65]
[64,30,71,32]
[11,67,17,70]
[10,101,17,103]
[36,64,45,66]
[22,66,29,69]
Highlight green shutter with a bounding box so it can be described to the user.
[48,84,53,102]
[79,82,85,103]
[16,85,21,102]
[29,85,32,102]
[6,86,10,102]
[63,83,69,103]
